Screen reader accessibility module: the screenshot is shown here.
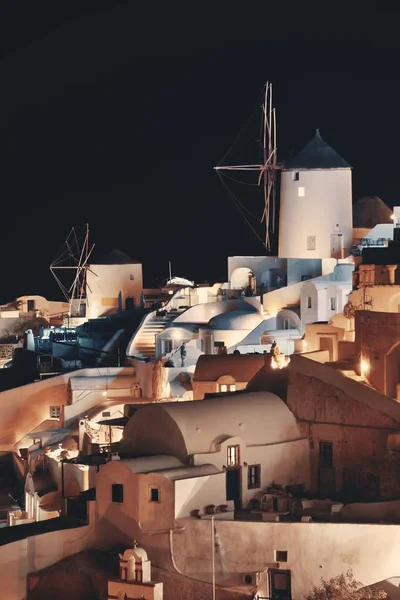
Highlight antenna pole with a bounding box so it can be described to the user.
[168,261,172,281]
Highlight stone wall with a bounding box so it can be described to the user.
[354,310,400,395]
[287,366,400,499]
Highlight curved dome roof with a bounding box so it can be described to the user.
[208,310,264,330]
[120,391,301,462]
[283,129,351,170]
[353,196,392,228]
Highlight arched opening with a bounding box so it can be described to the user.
[385,342,400,399]
[230,267,253,290]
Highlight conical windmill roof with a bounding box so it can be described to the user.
[353,196,392,228]
[283,129,351,170]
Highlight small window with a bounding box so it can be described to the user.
[293,172,299,181]
[298,186,305,197]
[27,299,35,312]
[50,406,61,419]
[248,464,261,489]
[307,235,316,250]
[219,384,228,392]
[112,483,124,503]
[130,274,134,280]
[330,297,336,311]
[227,445,240,467]
[229,383,236,392]
[307,296,312,309]
[164,339,173,354]
[102,411,111,417]
[319,441,333,468]
[150,487,160,502]
[275,550,288,562]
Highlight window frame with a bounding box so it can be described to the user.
[247,464,261,489]
[227,444,240,467]
[330,297,336,311]
[49,405,61,419]
[319,441,333,468]
[149,486,160,503]
[111,483,124,504]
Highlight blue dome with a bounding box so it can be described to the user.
[208,311,264,331]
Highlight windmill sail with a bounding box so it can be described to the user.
[215,82,278,251]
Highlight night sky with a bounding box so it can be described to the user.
[1,2,400,303]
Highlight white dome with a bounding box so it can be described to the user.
[208,310,264,331]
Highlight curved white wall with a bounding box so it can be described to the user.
[279,169,352,259]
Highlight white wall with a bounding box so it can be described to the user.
[86,263,143,319]
[172,518,400,597]
[17,295,70,319]
[174,473,227,518]
[279,169,353,259]
[194,436,310,509]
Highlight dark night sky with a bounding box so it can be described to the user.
[0,2,400,303]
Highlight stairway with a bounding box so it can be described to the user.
[126,309,180,360]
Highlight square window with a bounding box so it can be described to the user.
[307,296,312,309]
[275,550,288,562]
[319,441,333,468]
[219,384,228,392]
[130,274,134,280]
[330,297,336,311]
[150,487,160,502]
[229,384,236,392]
[307,235,316,251]
[248,464,261,489]
[112,483,123,503]
[227,445,240,467]
[50,406,61,419]
[298,186,305,197]
[293,172,299,181]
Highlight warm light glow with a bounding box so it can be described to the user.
[360,358,370,376]
[391,214,396,221]
[271,354,290,369]
[102,391,107,397]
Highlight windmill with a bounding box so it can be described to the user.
[50,224,96,318]
[214,82,279,251]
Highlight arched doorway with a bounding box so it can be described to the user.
[230,267,252,290]
[385,342,400,399]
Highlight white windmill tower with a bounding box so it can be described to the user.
[279,128,353,260]
[215,86,353,261]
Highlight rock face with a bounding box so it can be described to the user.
[27,550,119,600]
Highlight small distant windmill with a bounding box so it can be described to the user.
[214,82,279,251]
[50,224,96,318]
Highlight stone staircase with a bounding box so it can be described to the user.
[127,309,180,360]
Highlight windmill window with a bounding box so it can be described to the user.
[307,297,312,309]
[293,172,299,181]
[112,483,124,503]
[149,487,160,502]
[298,186,305,197]
[330,297,336,311]
[130,274,134,280]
